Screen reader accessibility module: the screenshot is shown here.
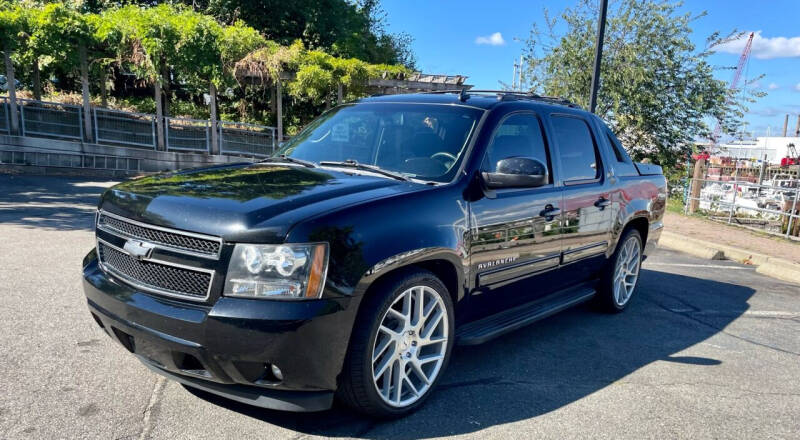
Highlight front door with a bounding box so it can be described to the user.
[467,112,562,320]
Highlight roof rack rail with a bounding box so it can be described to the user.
[421,89,582,109]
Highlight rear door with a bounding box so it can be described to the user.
[548,114,612,282]
[468,112,563,319]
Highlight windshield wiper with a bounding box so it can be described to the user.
[319,159,410,182]
[261,155,318,168]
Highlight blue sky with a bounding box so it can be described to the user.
[383,0,800,138]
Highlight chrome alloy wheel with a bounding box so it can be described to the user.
[613,235,641,306]
[371,285,449,407]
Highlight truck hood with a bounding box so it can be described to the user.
[99,163,421,242]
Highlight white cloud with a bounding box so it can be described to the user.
[717,31,800,59]
[475,32,505,46]
[768,82,779,90]
[795,82,800,92]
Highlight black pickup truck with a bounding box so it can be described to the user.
[82,91,666,417]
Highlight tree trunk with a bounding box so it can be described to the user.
[155,79,165,150]
[276,79,283,144]
[337,82,343,104]
[3,44,19,135]
[209,83,219,155]
[32,58,42,101]
[270,86,277,115]
[79,45,93,142]
[161,63,170,117]
[99,69,108,108]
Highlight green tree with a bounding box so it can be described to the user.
[102,4,184,148]
[0,2,28,133]
[181,0,414,67]
[522,0,756,168]
[29,3,97,139]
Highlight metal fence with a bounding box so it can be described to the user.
[0,97,8,133]
[165,117,210,152]
[19,99,83,140]
[219,121,277,157]
[2,97,279,157]
[685,177,800,239]
[94,108,156,149]
[0,149,141,172]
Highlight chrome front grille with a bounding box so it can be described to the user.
[98,241,212,299]
[95,210,221,301]
[97,212,221,259]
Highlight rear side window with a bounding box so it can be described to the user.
[483,113,551,180]
[551,116,600,182]
[606,129,630,163]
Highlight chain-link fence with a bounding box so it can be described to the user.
[19,99,83,140]
[685,177,800,239]
[219,121,277,157]
[94,108,156,149]
[165,117,210,152]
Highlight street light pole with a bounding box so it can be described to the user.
[588,0,609,113]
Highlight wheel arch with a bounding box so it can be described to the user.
[356,250,464,307]
[623,216,649,246]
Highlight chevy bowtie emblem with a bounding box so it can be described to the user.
[123,240,155,260]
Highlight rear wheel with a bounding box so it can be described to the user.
[596,229,643,312]
[338,270,454,417]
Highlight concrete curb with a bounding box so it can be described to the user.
[658,232,724,260]
[659,231,800,285]
[756,259,800,286]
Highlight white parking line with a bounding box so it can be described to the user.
[646,263,752,270]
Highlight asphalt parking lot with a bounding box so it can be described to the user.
[1,174,799,439]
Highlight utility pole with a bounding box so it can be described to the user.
[517,55,523,91]
[588,0,609,113]
[511,60,518,91]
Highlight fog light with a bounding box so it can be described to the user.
[270,364,284,381]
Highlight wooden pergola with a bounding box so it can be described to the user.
[234,69,472,141]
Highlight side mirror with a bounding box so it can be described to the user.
[481,157,548,189]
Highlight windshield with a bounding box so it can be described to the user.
[276,103,483,182]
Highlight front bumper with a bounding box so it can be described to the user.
[82,251,362,412]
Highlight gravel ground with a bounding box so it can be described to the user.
[1,174,799,439]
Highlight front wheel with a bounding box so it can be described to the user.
[596,229,643,312]
[337,270,454,417]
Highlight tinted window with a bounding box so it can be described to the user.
[483,113,550,179]
[605,129,630,163]
[551,116,600,181]
[277,103,482,182]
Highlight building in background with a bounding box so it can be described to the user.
[716,137,800,164]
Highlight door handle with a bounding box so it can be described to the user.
[540,204,560,220]
[594,197,611,209]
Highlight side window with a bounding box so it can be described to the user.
[483,113,551,181]
[605,129,630,163]
[551,116,600,182]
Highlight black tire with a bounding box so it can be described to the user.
[337,269,455,418]
[595,229,643,313]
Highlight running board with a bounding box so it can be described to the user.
[455,286,596,346]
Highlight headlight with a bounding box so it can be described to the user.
[224,243,329,300]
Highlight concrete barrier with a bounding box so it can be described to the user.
[658,232,724,260]
[756,258,800,285]
[659,231,800,285]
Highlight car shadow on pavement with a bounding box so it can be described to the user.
[0,175,118,231]
[185,269,755,439]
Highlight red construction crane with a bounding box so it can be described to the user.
[712,32,754,144]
